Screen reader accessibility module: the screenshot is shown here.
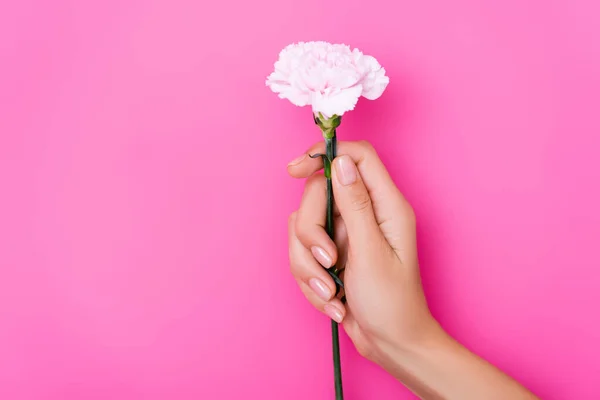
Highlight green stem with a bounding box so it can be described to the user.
[324,133,343,400]
[332,319,343,399]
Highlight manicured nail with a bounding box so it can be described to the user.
[288,153,306,166]
[311,246,332,268]
[335,155,357,186]
[309,278,332,301]
[324,304,343,323]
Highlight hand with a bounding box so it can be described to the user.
[287,140,440,366]
[287,140,538,399]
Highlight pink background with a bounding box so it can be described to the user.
[1,0,599,399]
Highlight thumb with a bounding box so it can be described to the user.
[332,155,386,250]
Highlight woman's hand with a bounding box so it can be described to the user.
[287,140,538,400]
[287,140,439,365]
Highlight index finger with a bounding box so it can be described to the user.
[287,140,416,259]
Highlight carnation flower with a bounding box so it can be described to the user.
[266,41,389,118]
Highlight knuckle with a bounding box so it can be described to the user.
[289,260,298,275]
[289,259,305,278]
[357,139,374,151]
[404,203,417,226]
[351,192,372,212]
[355,342,373,359]
[357,140,375,155]
[295,222,310,243]
[288,211,298,226]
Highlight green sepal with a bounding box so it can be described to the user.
[314,113,342,139]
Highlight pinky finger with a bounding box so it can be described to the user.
[297,279,347,323]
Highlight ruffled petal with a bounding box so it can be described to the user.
[266,42,389,114]
[311,84,363,118]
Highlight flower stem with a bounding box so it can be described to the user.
[324,133,343,400]
[332,319,343,399]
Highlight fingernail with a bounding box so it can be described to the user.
[309,278,332,302]
[335,156,357,186]
[288,153,306,166]
[311,246,332,268]
[324,304,343,323]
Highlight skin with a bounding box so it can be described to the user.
[287,140,538,400]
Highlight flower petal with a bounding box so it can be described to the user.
[311,84,363,118]
[360,55,390,100]
[266,42,389,113]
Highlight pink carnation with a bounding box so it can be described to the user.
[266,41,389,118]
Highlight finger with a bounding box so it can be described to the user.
[289,140,405,214]
[289,140,415,260]
[331,154,387,250]
[295,174,338,268]
[289,212,337,303]
[288,141,389,185]
[290,213,346,321]
[287,150,324,178]
[298,281,347,323]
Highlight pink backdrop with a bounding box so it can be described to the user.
[1,0,599,399]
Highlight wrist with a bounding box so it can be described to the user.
[377,324,538,400]
[377,319,453,381]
